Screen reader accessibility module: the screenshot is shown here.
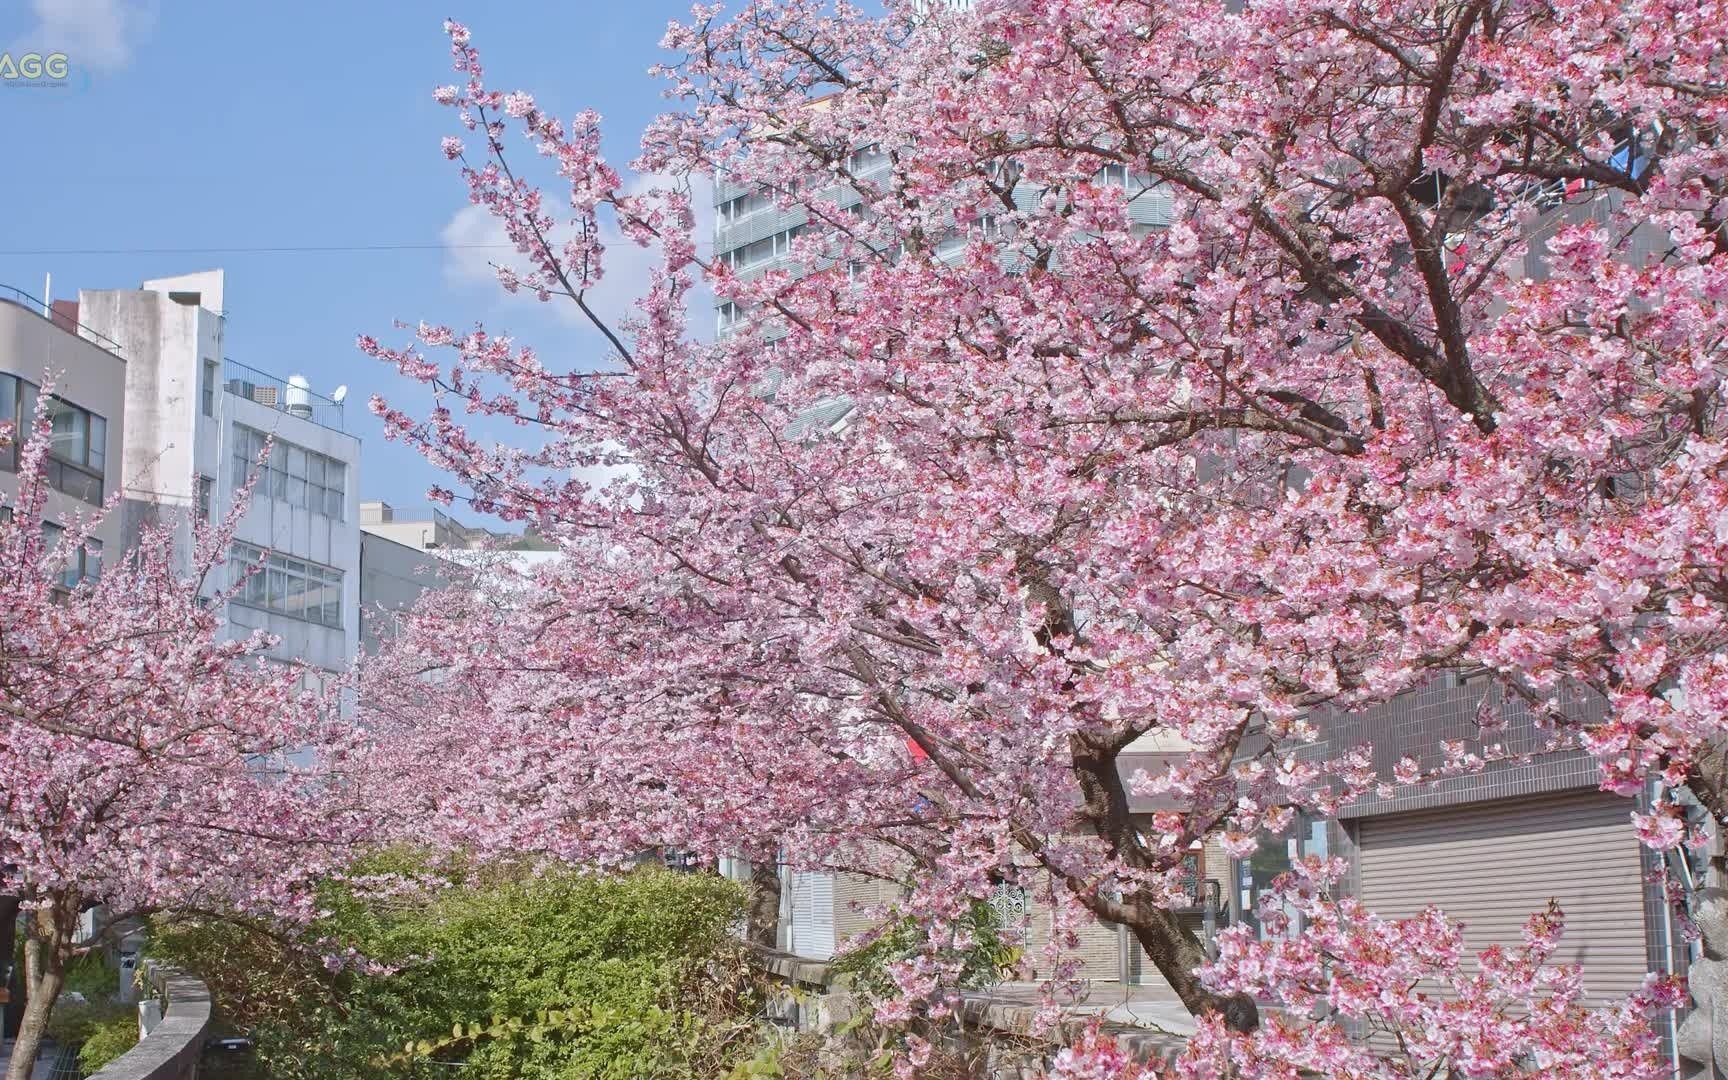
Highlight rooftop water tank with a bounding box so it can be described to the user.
[285,374,313,419]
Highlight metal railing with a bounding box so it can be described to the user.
[0,284,127,356]
[221,358,346,433]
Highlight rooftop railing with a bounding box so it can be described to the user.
[222,358,346,433]
[0,284,127,356]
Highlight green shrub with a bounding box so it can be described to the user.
[77,1011,140,1073]
[61,953,118,1002]
[150,857,762,1080]
[829,900,1019,1003]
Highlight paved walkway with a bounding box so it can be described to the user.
[0,1038,65,1079]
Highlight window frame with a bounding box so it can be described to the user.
[229,541,345,628]
[201,359,218,418]
[1,375,107,504]
[231,425,347,521]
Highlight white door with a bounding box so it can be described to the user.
[784,870,836,959]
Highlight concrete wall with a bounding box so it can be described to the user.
[76,282,216,551]
[360,530,448,656]
[0,297,127,557]
[85,965,210,1080]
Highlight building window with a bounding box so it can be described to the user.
[0,373,37,469]
[197,475,214,521]
[202,359,218,417]
[232,425,346,520]
[846,146,886,174]
[229,542,344,628]
[716,301,744,335]
[41,521,101,587]
[1095,163,1130,187]
[717,192,774,226]
[718,224,807,272]
[1,375,106,504]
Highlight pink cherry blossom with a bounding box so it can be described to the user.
[363,1,1728,1067]
[0,402,371,1080]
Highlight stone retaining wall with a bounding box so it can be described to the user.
[752,946,1189,1076]
[85,965,211,1080]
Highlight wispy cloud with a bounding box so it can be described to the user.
[441,172,715,345]
[11,0,159,72]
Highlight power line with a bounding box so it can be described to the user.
[0,243,520,256]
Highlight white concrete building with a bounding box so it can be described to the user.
[357,501,562,654]
[358,530,447,657]
[77,271,362,680]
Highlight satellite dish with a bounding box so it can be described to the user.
[331,385,349,404]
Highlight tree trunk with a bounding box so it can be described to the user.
[1067,737,1261,1033]
[6,898,74,1080]
[746,861,782,949]
[1120,900,1259,1032]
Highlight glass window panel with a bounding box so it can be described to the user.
[19,383,36,431]
[327,488,345,519]
[285,573,308,616]
[88,415,106,473]
[0,374,16,428]
[271,467,288,500]
[54,462,100,504]
[267,569,286,608]
[287,474,307,506]
[49,401,87,465]
[324,590,342,627]
[286,446,306,478]
[307,456,325,486]
[84,540,101,580]
[245,568,266,605]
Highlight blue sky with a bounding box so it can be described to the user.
[0,0,707,518]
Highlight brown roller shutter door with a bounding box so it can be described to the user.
[1356,790,1651,1004]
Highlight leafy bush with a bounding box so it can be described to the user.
[44,995,133,1057]
[150,856,763,1079]
[829,900,1019,1003]
[62,953,118,1002]
[77,1011,140,1073]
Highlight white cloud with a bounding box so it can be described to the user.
[441,173,715,343]
[12,0,158,71]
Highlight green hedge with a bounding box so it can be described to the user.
[77,1012,140,1073]
[150,857,760,1079]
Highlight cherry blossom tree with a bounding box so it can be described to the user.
[0,410,368,1080]
[363,0,1727,1055]
[1050,859,1686,1078]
